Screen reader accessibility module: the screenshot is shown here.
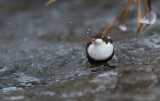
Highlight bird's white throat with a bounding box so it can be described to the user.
[92,39,103,44]
[88,39,113,60]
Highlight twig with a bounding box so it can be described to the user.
[45,0,56,7]
[102,0,133,36]
[142,0,151,31]
[120,0,133,26]
[137,0,143,34]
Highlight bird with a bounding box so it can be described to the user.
[86,32,114,65]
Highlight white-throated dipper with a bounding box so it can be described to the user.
[86,32,114,64]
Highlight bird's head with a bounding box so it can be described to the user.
[91,32,105,45]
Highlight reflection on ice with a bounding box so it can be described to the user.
[35,91,56,96]
[140,11,157,24]
[4,95,24,101]
[1,87,23,93]
[90,71,118,86]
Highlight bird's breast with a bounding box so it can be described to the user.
[87,42,113,60]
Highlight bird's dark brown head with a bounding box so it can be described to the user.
[91,32,113,44]
[92,32,104,41]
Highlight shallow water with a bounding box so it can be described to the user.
[0,0,160,101]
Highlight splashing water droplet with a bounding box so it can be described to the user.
[140,11,157,24]
[119,25,127,31]
[88,29,91,31]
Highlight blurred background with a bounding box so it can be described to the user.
[0,0,159,101]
